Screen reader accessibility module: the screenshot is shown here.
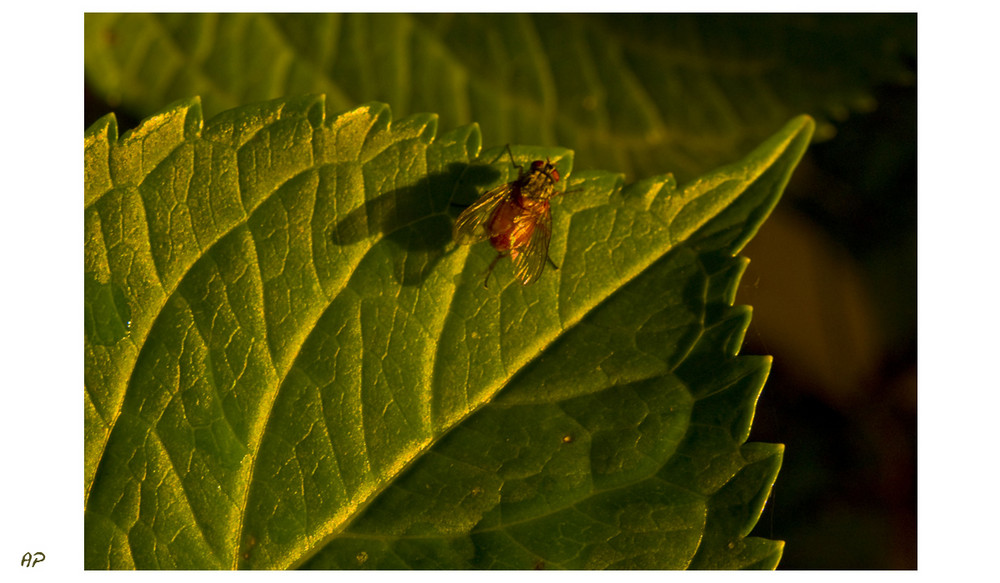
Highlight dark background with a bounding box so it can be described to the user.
[742,76,916,569]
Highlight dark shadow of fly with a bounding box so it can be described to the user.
[330,161,500,286]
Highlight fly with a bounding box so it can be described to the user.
[453,147,564,287]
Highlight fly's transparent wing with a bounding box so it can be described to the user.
[510,205,552,286]
[453,183,514,244]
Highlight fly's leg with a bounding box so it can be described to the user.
[485,144,524,180]
[546,255,559,270]
[503,144,523,174]
[483,253,506,289]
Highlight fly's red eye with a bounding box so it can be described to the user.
[531,160,545,170]
[550,168,560,182]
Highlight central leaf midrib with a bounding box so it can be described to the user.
[299,133,797,564]
[291,177,709,569]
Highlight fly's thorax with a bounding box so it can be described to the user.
[523,175,558,200]
[519,159,560,200]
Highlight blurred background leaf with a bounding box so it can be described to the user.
[84,13,914,181]
[84,12,917,568]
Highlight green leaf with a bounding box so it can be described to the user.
[84,96,812,569]
[84,13,904,181]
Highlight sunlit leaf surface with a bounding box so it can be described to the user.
[85,97,811,569]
